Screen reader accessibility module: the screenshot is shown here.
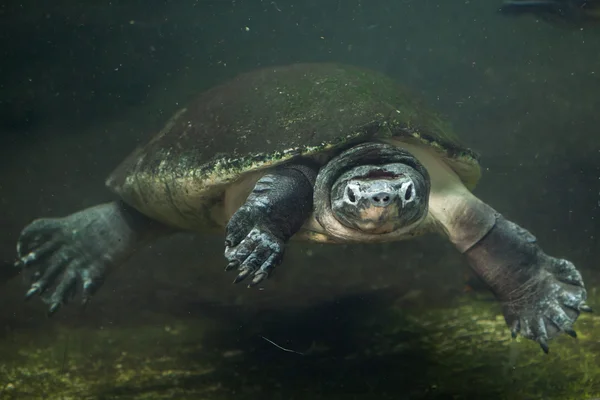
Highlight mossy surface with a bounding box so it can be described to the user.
[0,289,599,400]
[108,63,481,231]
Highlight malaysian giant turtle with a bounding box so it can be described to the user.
[14,63,590,352]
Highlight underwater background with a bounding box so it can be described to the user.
[1,0,600,399]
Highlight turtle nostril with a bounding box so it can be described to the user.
[374,195,390,203]
[371,192,392,206]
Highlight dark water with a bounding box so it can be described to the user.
[1,1,600,399]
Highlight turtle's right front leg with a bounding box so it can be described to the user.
[15,201,171,313]
[224,163,317,286]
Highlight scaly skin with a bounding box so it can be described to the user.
[464,212,591,353]
[224,163,316,286]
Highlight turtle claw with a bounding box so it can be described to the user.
[48,302,61,315]
[225,261,238,271]
[233,269,251,284]
[224,219,284,287]
[15,212,114,313]
[249,272,268,287]
[25,284,41,300]
[503,267,586,352]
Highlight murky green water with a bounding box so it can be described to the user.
[2,1,600,399]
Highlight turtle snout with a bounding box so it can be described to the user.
[345,180,398,208]
[328,162,428,235]
[369,191,396,207]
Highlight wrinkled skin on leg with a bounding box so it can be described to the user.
[224,163,317,286]
[433,188,590,353]
[464,213,591,353]
[14,201,169,313]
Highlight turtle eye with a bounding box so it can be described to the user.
[347,187,356,203]
[404,184,414,201]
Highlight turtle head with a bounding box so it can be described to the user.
[314,142,430,239]
[331,163,425,234]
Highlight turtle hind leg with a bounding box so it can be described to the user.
[15,200,170,314]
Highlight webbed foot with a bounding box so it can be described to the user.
[502,257,590,353]
[16,217,107,313]
[14,202,157,314]
[465,214,590,353]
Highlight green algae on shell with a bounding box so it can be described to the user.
[105,63,480,231]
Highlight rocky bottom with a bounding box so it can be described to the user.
[0,289,599,400]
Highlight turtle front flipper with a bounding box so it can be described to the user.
[429,186,589,353]
[419,149,590,352]
[463,212,590,352]
[15,201,169,314]
[224,163,317,286]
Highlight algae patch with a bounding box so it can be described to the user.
[0,292,599,400]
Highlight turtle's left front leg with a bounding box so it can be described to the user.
[438,195,591,353]
[224,163,317,286]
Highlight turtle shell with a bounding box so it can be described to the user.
[106,63,480,230]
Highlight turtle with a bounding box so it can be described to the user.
[13,62,590,353]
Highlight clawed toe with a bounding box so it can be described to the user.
[25,283,42,299]
[233,268,252,284]
[16,240,61,269]
[502,272,589,353]
[249,271,268,286]
[225,227,283,286]
[15,216,111,312]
